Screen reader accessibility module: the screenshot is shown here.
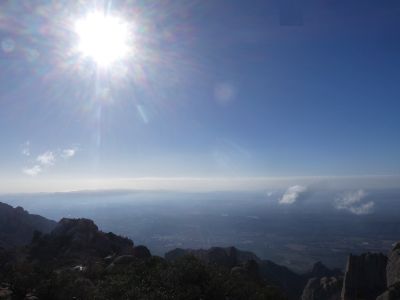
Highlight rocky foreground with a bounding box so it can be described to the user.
[0,202,399,300]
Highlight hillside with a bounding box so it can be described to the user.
[0,202,56,248]
[0,216,286,300]
[0,204,399,300]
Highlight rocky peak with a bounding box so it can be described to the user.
[307,261,342,279]
[52,218,99,243]
[30,218,134,261]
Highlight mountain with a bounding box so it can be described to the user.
[1,203,400,300]
[0,216,286,300]
[29,218,136,262]
[165,247,340,300]
[0,202,56,248]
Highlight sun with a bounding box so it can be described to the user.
[74,12,130,68]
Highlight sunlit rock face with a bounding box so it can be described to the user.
[387,242,400,287]
[376,243,400,300]
[341,253,387,300]
[301,276,342,300]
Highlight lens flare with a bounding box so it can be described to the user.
[74,12,130,67]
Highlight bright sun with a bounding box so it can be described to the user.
[75,12,130,67]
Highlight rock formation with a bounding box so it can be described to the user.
[30,218,134,261]
[305,261,342,279]
[387,243,400,287]
[376,243,400,300]
[166,246,338,300]
[341,253,387,300]
[0,202,56,248]
[301,276,342,300]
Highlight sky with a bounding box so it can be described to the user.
[0,0,399,193]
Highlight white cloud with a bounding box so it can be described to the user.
[37,151,55,166]
[279,185,307,204]
[61,148,77,159]
[23,165,42,176]
[21,141,30,156]
[335,189,374,215]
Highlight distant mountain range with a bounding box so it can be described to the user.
[0,201,399,300]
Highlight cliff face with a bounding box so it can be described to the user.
[386,243,400,287]
[341,253,387,300]
[376,243,400,300]
[0,202,56,248]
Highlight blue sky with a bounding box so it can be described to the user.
[0,0,399,192]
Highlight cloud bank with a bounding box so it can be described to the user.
[279,185,307,204]
[335,189,374,215]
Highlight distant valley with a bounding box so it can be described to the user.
[2,189,399,272]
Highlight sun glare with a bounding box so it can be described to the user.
[74,12,130,67]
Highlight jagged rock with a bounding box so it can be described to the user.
[133,245,151,259]
[341,253,387,300]
[306,261,342,279]
[387,242,400,287]
[301,276,342,300]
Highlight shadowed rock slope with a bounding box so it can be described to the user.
[0,202,56,248]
